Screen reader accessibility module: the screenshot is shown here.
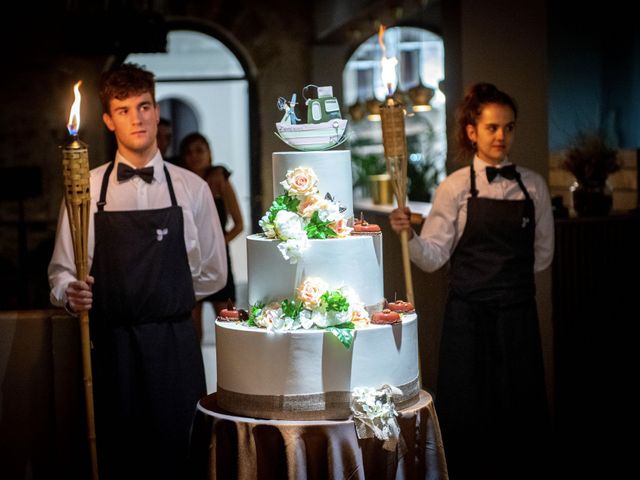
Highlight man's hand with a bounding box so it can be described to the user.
[389,207,414,238]
[66,275,95,313]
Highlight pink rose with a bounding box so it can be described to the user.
[296,278,327,309]
[281,167,319,196]
[328,218,353,237]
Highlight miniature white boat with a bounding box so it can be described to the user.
[275,119,349,151]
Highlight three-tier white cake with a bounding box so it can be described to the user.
[215,149,420,420]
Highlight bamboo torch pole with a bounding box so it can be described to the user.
[380,97,414,305]
[62,81,99,480]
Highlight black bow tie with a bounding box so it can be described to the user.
[117,163,154,183]
[486,164,517,182]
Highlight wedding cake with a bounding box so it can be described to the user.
[215,93,420,421]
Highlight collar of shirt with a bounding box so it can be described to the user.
[115,150,166,184]
[473,155,512,174]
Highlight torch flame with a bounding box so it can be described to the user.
[378,25,387,55]
[378,25,398,96]
[67,81,82,136]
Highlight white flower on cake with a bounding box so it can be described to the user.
[277,238,308,264]
[247,278,370,348]
[259,213,276,238]
[314,197,343,223]
[280,167,319,196]
[252,302,283,330]
[260,166,350,263]
[273,210,306,240]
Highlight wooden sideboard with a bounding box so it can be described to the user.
[552,211,639,474]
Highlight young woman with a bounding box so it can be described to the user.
[180,132,244,341]
[390,83,554,479]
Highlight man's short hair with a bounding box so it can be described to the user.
[99,63,156,114]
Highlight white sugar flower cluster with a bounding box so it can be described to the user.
[259,166,351,263]
[250,278,369,332]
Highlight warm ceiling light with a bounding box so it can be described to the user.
[348,101,366,122]
[365,98,382,121]
[409,84,435,112]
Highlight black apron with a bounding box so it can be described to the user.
[90,162,206,479]
[436,164,550,480]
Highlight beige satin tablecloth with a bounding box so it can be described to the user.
[189,390,448,479]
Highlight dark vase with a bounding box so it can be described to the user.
[570,181,613,217]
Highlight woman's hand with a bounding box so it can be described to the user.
[65,275,95,313]
[389,207,414,238]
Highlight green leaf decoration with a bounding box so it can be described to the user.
[305,211,337,239]
[267,194,301,222]
[327,327,355,349]
[320,290,350,312]
[247,302,265,326]
[333,321,355,329]
[280,299,303,319]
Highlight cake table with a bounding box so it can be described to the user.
[189,390,448,480]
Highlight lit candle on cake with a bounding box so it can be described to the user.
[378,26,414,305]
[61,81,99,480]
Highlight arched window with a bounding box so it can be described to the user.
[343,27,446,203]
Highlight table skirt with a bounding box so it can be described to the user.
[189,390,448,479]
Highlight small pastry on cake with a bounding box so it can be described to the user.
[352,212,381,235]
[387,299,415,314]
[371,309,401,324]
[218,300,248,322]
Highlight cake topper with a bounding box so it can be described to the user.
[277,94,301,125]
[275,84,349,151]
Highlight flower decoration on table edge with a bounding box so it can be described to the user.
[245,278,369,348]
[350,384,402,451]
[259,166,352,263]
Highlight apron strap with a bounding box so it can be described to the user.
[164,166,178,207]
[97,161,115,211]
[469,162,479,197]
[514,170,531,200]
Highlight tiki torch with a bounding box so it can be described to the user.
[378,26,414,305]
[62,81,99,480]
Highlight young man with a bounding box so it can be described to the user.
[48,63,227,479]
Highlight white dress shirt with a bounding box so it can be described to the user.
[48,151,227,306]
[408,156,554,273]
